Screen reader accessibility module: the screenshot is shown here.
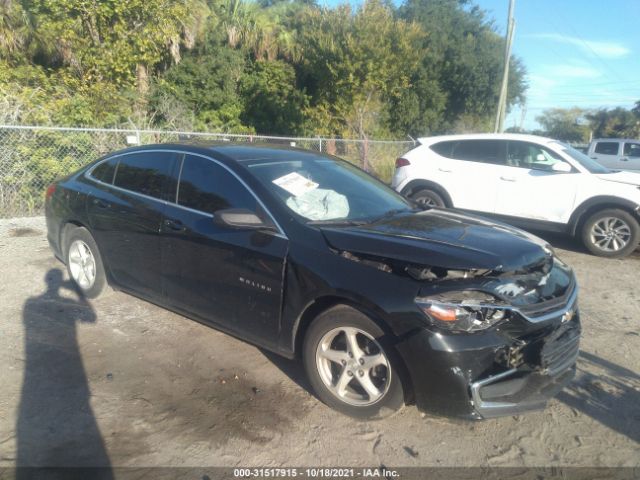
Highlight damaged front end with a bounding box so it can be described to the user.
[330,242,579,419]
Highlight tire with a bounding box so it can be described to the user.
[411,188,446,208]
[303,305,405,419]
[64,226,107,298]
[580,208,640,258]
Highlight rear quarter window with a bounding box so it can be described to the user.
[430,141,456,158]
[90,159,117,184]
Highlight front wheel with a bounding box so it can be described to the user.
[303,305,405,419]
[581,209,640,258]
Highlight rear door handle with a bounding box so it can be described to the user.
[621,157,629,162]
[438,168,452,173]
[164,219,186,232]
[93,198,110,209]
[500,176,516,182]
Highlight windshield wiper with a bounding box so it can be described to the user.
[362,208,412,225]
[307,219,367,226]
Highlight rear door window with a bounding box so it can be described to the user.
[177,155,257,214]
[113,152,178,200]
[594,142,619,155]
[623,142,640,158]
[450,140,507,165]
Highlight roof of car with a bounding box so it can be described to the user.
[122,141,329,162]
[591,138,639,142]
[417,133,558,145]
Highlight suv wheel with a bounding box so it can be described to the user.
[303,305,404,419]
[581,209,640,258]
[411,188,446,208]
[65,226,107,298]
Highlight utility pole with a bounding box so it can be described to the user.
[494,0,516,133]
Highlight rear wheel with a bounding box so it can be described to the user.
[65,226,107,298]
[411,188,446,208]
[581,209,639,258]
[303,305,404,419]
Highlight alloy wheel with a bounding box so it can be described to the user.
[68,239,97,290]
[315,327,391,406]
[590,217,632,252]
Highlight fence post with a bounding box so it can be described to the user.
[317,136,322,153]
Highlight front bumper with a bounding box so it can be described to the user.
[396,290,581,419]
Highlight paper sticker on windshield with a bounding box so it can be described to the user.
[272,172,319,197]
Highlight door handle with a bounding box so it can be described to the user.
[500,176,516,182]
[621,157,629,162]
[93,198,110,209]
[164,219,186,232]
[438,168,452,173]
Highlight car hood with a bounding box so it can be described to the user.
[596,170,640,186]
[320,209,551,272]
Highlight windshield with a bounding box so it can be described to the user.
[241,154,414,223]
[554,142,611,174]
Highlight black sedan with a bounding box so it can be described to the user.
[45,143,580,419]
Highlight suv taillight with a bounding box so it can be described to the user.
[45,183,57,201]
[395,157,411,168]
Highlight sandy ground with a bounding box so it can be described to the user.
[0,216,638,470]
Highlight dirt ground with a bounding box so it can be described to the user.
[0,216,638,470]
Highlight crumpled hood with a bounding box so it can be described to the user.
[596,171,640,186]
[320,209,551,272]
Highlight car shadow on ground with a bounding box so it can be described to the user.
[557,351,640,443]
[16,268,113,479]
[259,349,315,396]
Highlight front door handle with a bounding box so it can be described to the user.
[620,157,629,162]
[438,167,452,173]
[93,198,110,209]
[500,176,517,182]
[164,219,186,232]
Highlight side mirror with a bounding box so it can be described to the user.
[551,161,572,173]
[214,208,275,231]
[536,153,546,162]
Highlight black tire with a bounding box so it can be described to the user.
[302,305,405,419]
[580,208,640,258]
[411,188,446,208]
[64,226,107,298]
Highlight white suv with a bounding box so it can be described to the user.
[393,133,640,258]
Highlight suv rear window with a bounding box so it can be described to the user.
[113,152,177,200]
[594,142,619,155]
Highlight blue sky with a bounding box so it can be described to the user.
[478,0,640,130]
[322,0,640,131]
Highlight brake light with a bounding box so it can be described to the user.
[45,183,57,200]
[395,157,411,168]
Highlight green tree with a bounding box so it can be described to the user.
[586,107,639,139]
[399,0,527,133]
[240,60,308,134]
[150,46,249,132]
[535,108,590,143]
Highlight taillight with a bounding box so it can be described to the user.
[45,183,57,201]
[395,157,411,168]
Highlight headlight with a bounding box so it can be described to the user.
[415,291,511,332]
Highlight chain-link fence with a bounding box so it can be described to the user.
[0,125,414,218]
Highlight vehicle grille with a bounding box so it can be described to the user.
[539,321,580,376]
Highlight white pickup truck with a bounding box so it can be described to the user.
[588,138,640,171]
